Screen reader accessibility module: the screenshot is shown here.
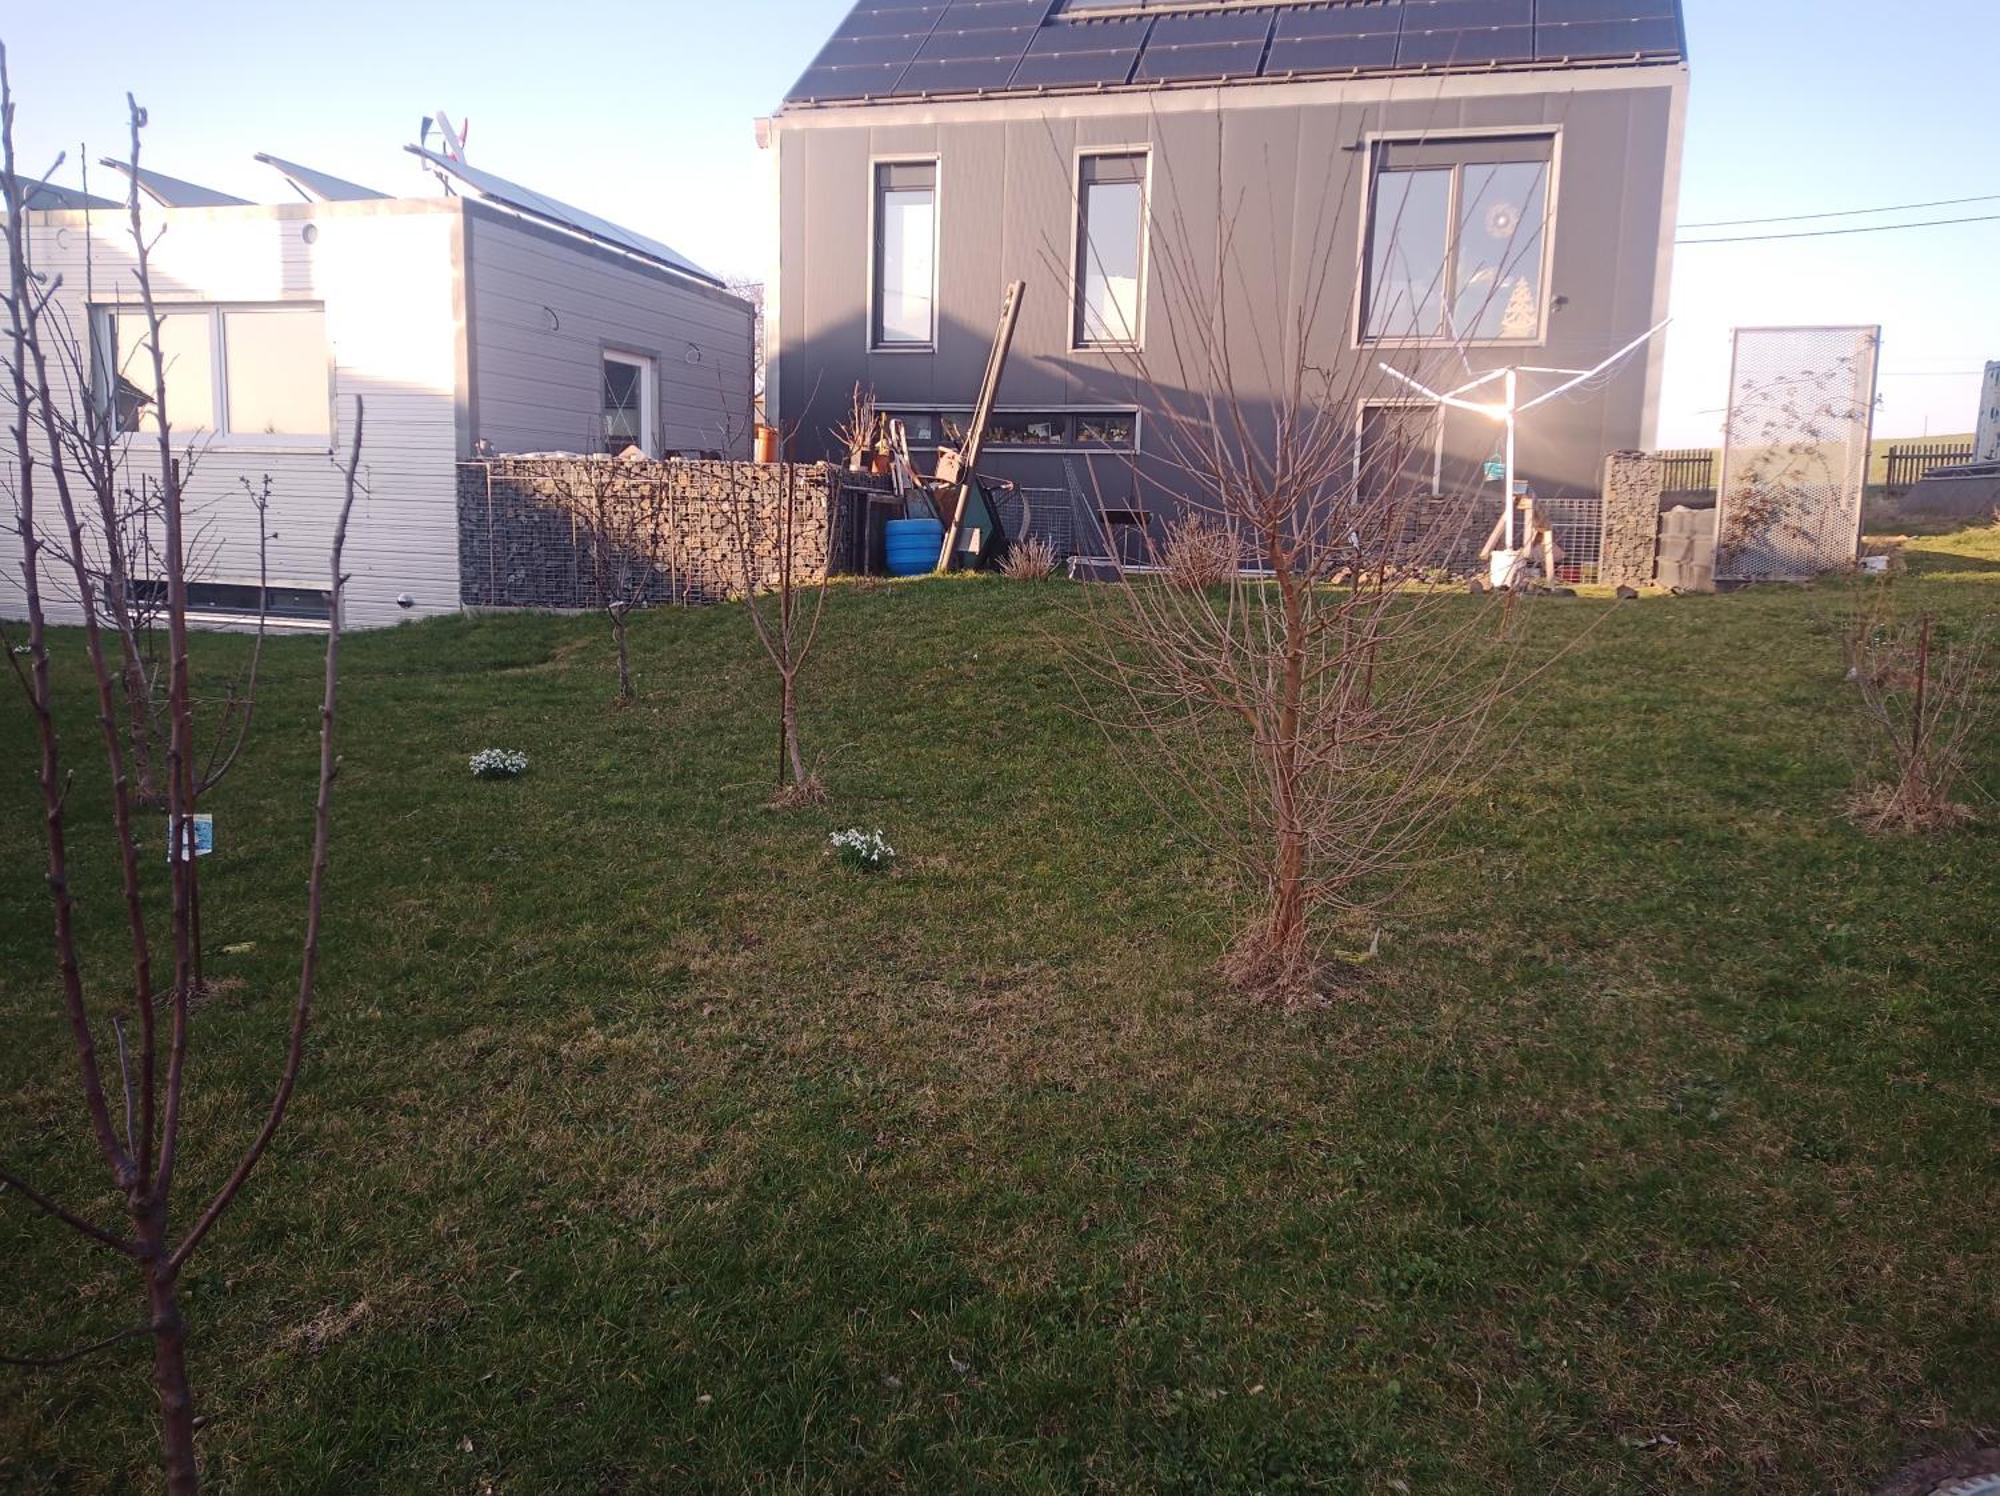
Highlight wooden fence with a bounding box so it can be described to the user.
[1883,440,1975,495]
[1657,448,1717,502]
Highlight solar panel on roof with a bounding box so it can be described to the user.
[1398,23,1537,66]
[254,153,388,203]
[97,160,250,209]
[834,1,947,38]
[1265,4,1404,76]
[1133,9,1273,83]
[782,0,1685,106]
[1537,0,1676,21]
[1537,16,1682,58]
[405,146,723,286]
[1013,17,1145,88]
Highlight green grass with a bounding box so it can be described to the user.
[3,528,1997,1493]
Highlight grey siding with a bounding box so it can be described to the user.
[772,70,1685,512]
[464,204,755,459]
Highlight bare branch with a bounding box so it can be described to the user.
[0,1171,140,1257]
[169,397,363,1273]
[1,1325,148,1370]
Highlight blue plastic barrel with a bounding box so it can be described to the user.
[883,518,945,577]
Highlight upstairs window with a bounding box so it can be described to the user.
[873,161,937,348]
[1075,152,1147,348]
[1362,136,1553,344]
[602,350,656,456]
[90,304,330,440]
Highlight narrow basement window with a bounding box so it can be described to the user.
[603,350,656,457]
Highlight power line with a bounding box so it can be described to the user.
[1680,191,2000,230]
[1677,213,2000,246]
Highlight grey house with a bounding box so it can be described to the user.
[763,0,1688,541]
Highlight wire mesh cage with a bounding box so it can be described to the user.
[1714,326,1880,583]
[1540,493,1605,584]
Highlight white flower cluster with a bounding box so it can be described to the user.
[469,748,529,780]
[829,827,896,872]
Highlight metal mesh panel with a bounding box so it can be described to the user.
[994,488,1076,557]
[1714,326,1880,583]
[1540,493,1603,584]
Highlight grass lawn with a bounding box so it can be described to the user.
[2,527,1996,1493]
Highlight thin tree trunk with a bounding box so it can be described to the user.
[139,1217,197,1495]
[612,609,632,701]
[781,673,806,788]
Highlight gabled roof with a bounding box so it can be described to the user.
[405,145,725,288]
[96,159,251,208]
[254,153,389,203]
[783,0,1688,109]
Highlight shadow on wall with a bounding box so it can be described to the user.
[455,458,880,611]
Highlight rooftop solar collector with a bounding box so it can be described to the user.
[784,0,1686,105]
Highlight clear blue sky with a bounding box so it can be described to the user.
[5,0,1992,445]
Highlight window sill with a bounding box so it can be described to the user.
[1072,342,1143,355]
[870,343,935,356]
[1357,336,1548,352]
[126,436,335,456]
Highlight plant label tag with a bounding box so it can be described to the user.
[168,814,215,865]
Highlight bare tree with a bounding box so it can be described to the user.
[534,453,677,701]
[725,458,830,803]
[3,70,362,1494]
[1843,586,1992,833]
[1063,118,1577,999]
[2,103,272,812]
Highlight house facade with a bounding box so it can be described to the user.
[4,158,754,631]
[764,0,1689,539]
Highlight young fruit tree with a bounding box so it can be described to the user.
[1065,130,1573,999]
[725,459,831,803]
[2,71,361,1494]
[548,452,678,701]
[1843,586,1993,833]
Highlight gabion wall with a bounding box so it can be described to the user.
[457,459,874,610]
[1601,452,1665,588]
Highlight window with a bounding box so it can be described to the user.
[91,305,329,439]
[1356,403,1443,503]
[130,578,333,625]
[873,161,936,348]
[882,408,1139,452]
[985,413,1069,447]
[1362,136,1552,344]
[602,350,656,456]
[1075,153,1147,348]
[1075,411,1137,448]
[222,310,330,435]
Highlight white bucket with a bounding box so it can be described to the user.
[1489,549,1529,590]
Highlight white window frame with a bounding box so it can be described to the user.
[601,348,658,457]
[91,302,334,450]
[867,155,941,354]
[1352,127,1562,351]
[1070,146,1152,353]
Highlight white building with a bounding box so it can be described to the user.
[4,150,754,631]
